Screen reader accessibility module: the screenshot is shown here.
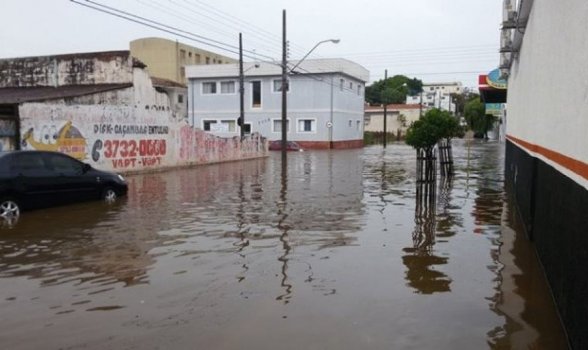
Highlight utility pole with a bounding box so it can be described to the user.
[281,9,288,157]
[239,33,245,138]
[419,90,423,118]
[383,69,388,148]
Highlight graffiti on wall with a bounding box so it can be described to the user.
[90,123,169,169]
[19,104,267,173]
[22,121,88,160]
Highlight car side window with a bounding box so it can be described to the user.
[11,153,47,175]
[47,154,83,175]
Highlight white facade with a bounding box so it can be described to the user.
[406,82,461,113]
[186,59,369,148]
[506,0,588,190]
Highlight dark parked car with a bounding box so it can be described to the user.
[0,151,128,221]
[268,140,302,151]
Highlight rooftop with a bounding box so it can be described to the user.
[365,104,422,112]
[186,58,370,82]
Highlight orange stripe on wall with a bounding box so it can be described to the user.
[507,135,588,181]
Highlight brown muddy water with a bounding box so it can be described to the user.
[0,140,568,349]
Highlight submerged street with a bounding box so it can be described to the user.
[0,140,568,349]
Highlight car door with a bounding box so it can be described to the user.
[44,153,98,203]
[10,152,59,209]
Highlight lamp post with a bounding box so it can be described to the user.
[289,38,340,73]
[280,11,339,155]
[238,33,260,138]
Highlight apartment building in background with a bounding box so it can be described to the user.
[130,37,237,85]
[406,82,461,112]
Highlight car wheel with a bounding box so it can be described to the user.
[0,198,20,227]
[102,187,117,203]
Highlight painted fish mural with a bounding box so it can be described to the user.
[22,121,87,160]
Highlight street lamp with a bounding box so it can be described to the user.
[289,39,340,73]
[281,36,340,153]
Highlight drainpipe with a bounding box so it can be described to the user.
[329,75,334,148]
[191,79,195,128]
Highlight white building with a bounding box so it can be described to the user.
[186,59,369,149]
[406,82,461,113]
[495,0,588,347]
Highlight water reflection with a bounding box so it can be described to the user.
[402,181,451,294]
[0,142,569,350]
[487,195,569,349]
[0,200,155,288]
[276,156,292,303]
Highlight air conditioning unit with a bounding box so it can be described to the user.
[502,10,518,29]
[500,31,515,53]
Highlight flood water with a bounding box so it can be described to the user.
[0,140,568,349]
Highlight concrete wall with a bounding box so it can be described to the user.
[364,108,420,133]
[0,51,133,88]
[18,68,267,173]
[505,1,588,348]
[189,73,365,145]
[507,0,588,190]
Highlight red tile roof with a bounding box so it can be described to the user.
[364,104,422,112]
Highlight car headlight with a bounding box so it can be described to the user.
[117,174,126,182]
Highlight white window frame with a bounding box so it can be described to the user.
[220,119,237,133]
[272,79,291,93]
[220,80,237,95]
[296,118,317,134]
[202,81,217,95]
[272,118,291,133]
[202,119,218,131]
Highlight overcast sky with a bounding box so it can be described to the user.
[1,0,502,87]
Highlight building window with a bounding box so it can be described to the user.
[349,81,353,90]
[205,57,210,64]
[203,120,217,131]
[273,79,289,92]
[340,79,345,91]
[220,120,236,132]
[178,94,184,103]
[356,120,361,130]
[251,81,262,108]
[180,66,186,79]
[195,54,201,64]
[364,115,371,125]
[213,58,217,64]
[430,87,434,91]
[202,82,217,94]
[188,52,192,58]
[220,81,236,94]
[297,119,316,133]
[348,120,352,127]
[272,119,290,133]
[357,85,362,96]
[180,49,186,60]
[242,123,251,134]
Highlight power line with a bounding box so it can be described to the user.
[136,0,283,58]
[70,0,278,62]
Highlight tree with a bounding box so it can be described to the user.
[464,97,494,138]
[406,109,462,178]
[366,75,423,104]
